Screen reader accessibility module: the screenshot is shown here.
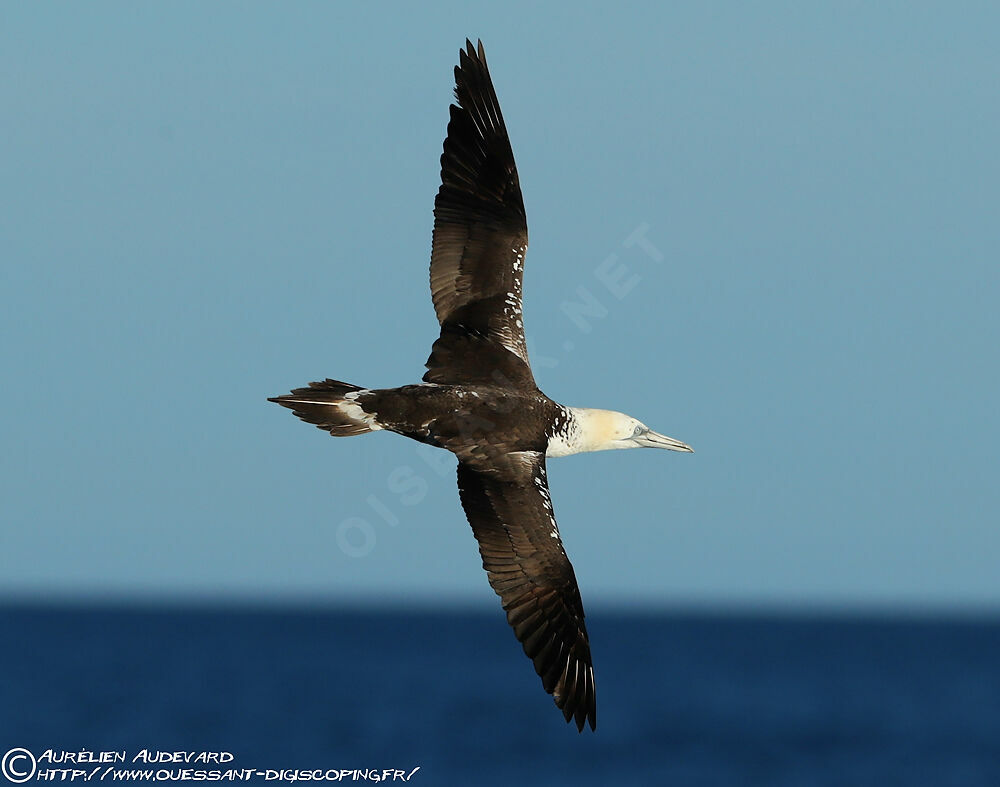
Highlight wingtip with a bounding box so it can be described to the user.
[459,38,487,65]
[567,705,596,733]
[573,700,597,733]
[558,671,597,733]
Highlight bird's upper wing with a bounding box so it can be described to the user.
[424,39,534,388]
[456,451,596,731]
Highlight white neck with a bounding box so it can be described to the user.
[546,407,636,457]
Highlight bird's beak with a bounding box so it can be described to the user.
[634,431,694,452]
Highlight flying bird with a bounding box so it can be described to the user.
[270,39,692,731]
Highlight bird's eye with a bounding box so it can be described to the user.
[633,425,645,437]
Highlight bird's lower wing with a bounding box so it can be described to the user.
[456,452,596,731]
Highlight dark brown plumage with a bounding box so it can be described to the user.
[271,39,600,732]
[428,40,532,375]
[457,455,595,731]
[429,41,595,730]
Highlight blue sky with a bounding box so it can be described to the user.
[2,2,998,610]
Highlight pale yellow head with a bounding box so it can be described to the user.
[546,407,694,457]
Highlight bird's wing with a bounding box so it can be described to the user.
[456,451,596,731]
[424,40,534,388]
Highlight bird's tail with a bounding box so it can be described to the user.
[268,379,381,436]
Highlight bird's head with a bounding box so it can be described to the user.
[572,408,693,453]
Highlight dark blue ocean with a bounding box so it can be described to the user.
[2,605,998,786]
